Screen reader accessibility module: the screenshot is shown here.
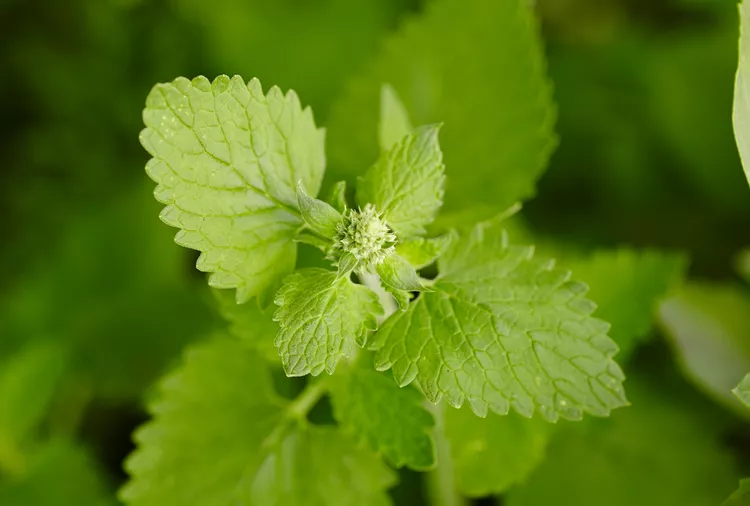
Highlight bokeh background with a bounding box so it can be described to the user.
[1,0,750,504]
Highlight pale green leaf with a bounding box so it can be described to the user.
[274,269,383,376]
[659,282,750,417]
[295,232,331,254]
[564,249,687,360]
[734,0,750,186]
[141,75,325,303]
[379,84,414,151]
[724,479,750,506]
[734,373,750,408]
[297,182,342,239]
[330,359,436,470]
[328,0,555,217]
[396,233,455,270]
[375,254,427,293]
[506,378,740,506]
[0,440,115,506]
[444,408,549,496]
[337,252,359,278]
[121,337,395,506]
[326,180,349,213]
[357,125,445,238]
[250,426,396,506]
[0,343,66,467]
[374,223,627,421]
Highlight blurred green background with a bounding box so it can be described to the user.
[1,0,750,504]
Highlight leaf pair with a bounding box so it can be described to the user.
[274,97,449,377]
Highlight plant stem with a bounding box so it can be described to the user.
[362,268,465,506]
[287,378,329,421]
[262,377,329,450]
[425,403,466,506]
[359,270,398,322]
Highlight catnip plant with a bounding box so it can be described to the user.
[119,74,628,506]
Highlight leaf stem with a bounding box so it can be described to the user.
[425,402,466,506]
[359,270,398,322]
[287,378,329,421]
[262,377,330,450]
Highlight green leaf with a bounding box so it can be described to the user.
[444,408,549,496]
[564,249,687,360]
[357,124,445,238]
[396,233,455,270]
[251,426,397,506]
[659,282,750,417]
[734,373,750,408]
[295,232,331,254]
[297,182,342,239]
[326,180,349,213]
[274,269,383,376]
[734,0,750,186]
[0,440,116,506]
[337,252,359,278]
[121,337,395,506]
[328,0,555,217]
[506,377,740,506]
[0,344,66,471]
[330,359,436,470]
[213,289,279,362]
[724,479,750,506]
[379,84,413,151]
[375,254,427,293]
[374,223,627,421]
[141,75,325,303]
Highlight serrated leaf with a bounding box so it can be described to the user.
[274,269,383,376]
[213,288,279,362]
[328,0,555,217]
[734,373,750,408]
[734,0,750,186]
[121,337,395,506]
[141,75,325,303]
[564,249,687,360]
[444,408,549,496]
[297,182,342,239]
[374,223,627,421]
[396,233,455,269]
[376,254,427,293]
[0,440,115,506]
[0,343,66,469]
[379,84,414,151]
[357,125,445,238]
[659,282,750,417]
[330,359,435,470]
[506,377,740,506]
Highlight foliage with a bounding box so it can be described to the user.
[1,0,749,504]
